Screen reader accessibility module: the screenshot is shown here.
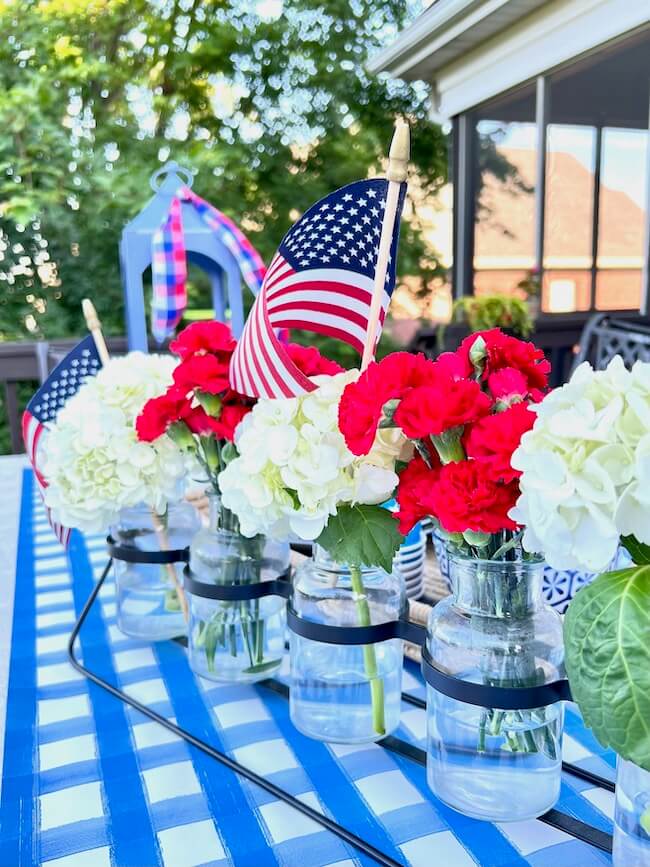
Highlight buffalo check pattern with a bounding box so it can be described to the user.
[1,471,615,866]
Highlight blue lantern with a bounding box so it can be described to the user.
[119,161,251,351]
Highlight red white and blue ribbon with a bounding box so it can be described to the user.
[151,187,266,343]
[230,177,406,399]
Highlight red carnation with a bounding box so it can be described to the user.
[430,460,519,535]
[394,378,492,439]
[395,454,441,535]
[209,403,251,442]
[464,402,535,483]
[169,321,236,360]
[286,343,344,377]
[488,367,528,403]
[173,353,231,395]
[338,352,438,455]
[136,387,193,442]
[458,329,550,398]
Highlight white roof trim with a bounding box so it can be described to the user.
[370,0,650,118]
[368,0,547,79]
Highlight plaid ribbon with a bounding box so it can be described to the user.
[151,187,266,343]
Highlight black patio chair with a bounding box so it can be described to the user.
[571,313,650,373]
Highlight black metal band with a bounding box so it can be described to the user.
[421,645,572,709]
[183,566,292,601]
[106,535,189,564]
[286,605,427,646]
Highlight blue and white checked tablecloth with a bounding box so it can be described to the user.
[0,470,616,867]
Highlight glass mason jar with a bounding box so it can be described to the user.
[111,502,200,640]
[187,493,290,683]
[614,758,650,866]
[426,550,565,821]
[290,546,406,744]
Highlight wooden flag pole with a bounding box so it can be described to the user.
[82,299,110,366]
[81,299,190,624]
[360,118,410,371]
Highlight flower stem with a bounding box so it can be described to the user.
[349,565,385,736]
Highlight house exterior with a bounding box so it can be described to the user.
[370,0,650,319]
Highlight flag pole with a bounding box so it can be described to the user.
[360,118,410,371]
[81,299,190,624]
[81,299,110,366]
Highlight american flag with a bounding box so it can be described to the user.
[230,177,407,399]
[151,187,267,344]
[22,335,102,546]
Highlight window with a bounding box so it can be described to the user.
[458,26,650,315]
[472,84,536,298]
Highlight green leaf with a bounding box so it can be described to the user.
[316,504,404,573]
[622,535,650,565]
[564,566,650,770]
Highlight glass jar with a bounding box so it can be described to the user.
[187,493,290,683]
[426,550,565,821]
[111,502,200,640]
[289,546,406,744]
[614,758,650,866]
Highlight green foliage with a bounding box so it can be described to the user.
[317,503,403,572]
[450,294,534,337]
[564,565,650,770]
[622,536,650,565]
[0,0,447,342]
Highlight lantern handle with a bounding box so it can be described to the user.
[149,161,194,193]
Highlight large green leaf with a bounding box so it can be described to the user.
[317,504,403,573]
[564,566,650,770]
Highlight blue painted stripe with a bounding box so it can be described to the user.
[153,640,283,866]
[0,470,37,867]
[260,686,405,867]
[67,534,162,866]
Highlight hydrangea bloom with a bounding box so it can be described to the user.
[218,370,406,539]
[43,353,187,533]
[510,356,650,571]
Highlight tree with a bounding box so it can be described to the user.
[0,0,447,342]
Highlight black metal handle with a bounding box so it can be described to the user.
[106,535,189,565]
[420,644,572,709]
[286,605,426,646]
[183,565,292,601]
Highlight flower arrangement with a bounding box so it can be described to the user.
[511,355,650,572]
[338,329,549,557]
[43,352,187,533]
[136,321,254,493]
[338,330,561,781]
[511,356,650,796]
[218,369,407,543]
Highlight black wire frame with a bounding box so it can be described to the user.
[67,559,614,865]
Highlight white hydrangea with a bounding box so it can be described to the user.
[510,355,650,571]
[42,352,188,533]
[218,370,406,539]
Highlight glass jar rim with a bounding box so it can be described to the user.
[446,546,544,568]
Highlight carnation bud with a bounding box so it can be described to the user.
[200,435,220,473]
[469,335,487,375]
[220,441,239,465]
[196,390,223,418]
[167,421,196,452]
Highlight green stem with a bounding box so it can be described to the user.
[349,565,385,736]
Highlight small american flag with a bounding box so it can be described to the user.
[230,177,406,399]
[151,187,267,344]
[22,335,102,546]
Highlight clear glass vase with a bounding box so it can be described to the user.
[426,549,565,821]
[614,758,650,866]
[187,493,290,683]
[289,546,405,744]
[111,502,200,640]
